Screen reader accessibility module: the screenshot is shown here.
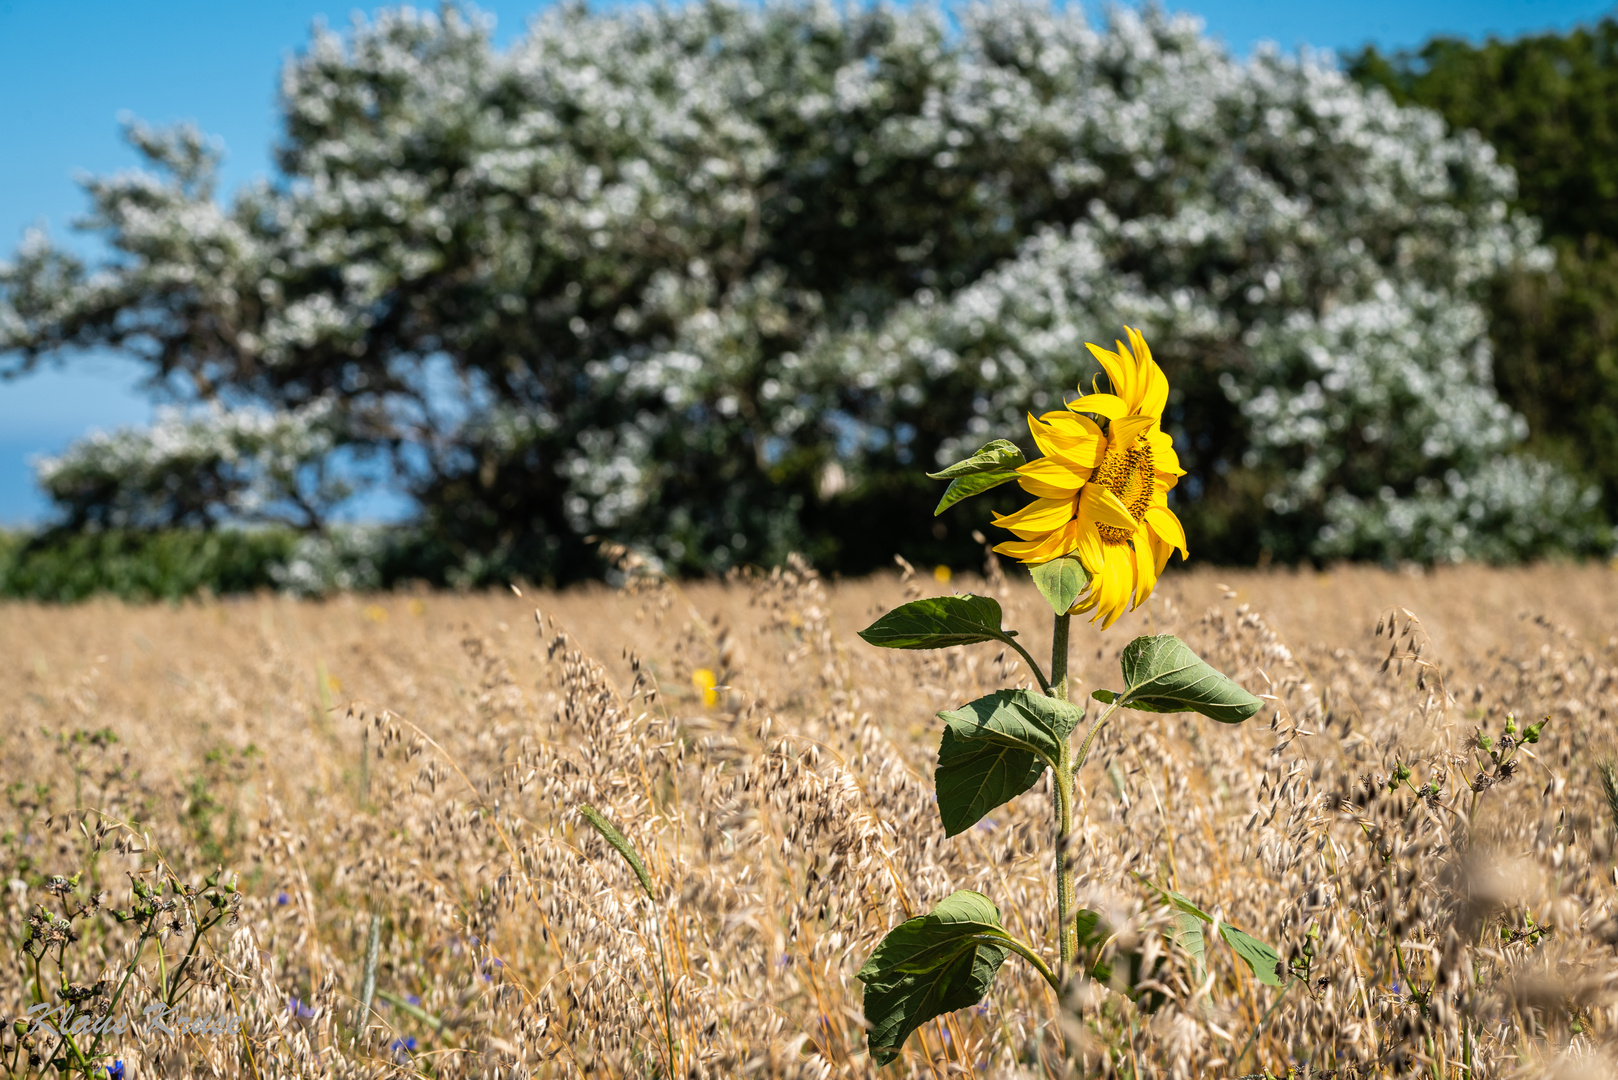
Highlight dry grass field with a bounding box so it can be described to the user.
[3,554,1618,1078]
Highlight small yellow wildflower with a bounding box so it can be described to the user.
[692,668,718,707]
[933,565,952,584]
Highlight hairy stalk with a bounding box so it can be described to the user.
[1049,614,1071,704]
[1049,613,1077,978]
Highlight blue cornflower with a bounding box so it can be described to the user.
[406,994,421,1007]
[276,892,291,906]
[391,1036,418,1063]
[287,996,315,1019]
[106,1063,125,1080]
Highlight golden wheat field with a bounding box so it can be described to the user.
[4,553,1618,1079]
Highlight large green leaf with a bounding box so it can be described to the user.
[859,594,1017,651]
[928,439,1026,515]
[1218,923,1286,987]
[1116,635,1263,723]
[1029,554,1089,615]
[577,804,653,900]
[857,891,1014,1066]
[935,690,1080,836]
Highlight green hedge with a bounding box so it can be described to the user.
[0,528,298,603]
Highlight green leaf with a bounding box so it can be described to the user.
[858,594,1016,651]
[1218,923,1286,987]
[933,470,1022,516]
[1172,912,1206,978]
[1091,689,1116,704]
[1029,554,1089,615]
[577,804,653,900]
[857,891,1014,1066]
[927,439,1026,480]
[1135,876,1285,988]
[928,440,1026,515]
[1117,635,1264,723]
[935,690,1080,836]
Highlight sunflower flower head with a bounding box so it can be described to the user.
[990,327,1188,628]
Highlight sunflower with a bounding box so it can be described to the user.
[991,327,1188,628]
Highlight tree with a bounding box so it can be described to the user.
[1351,21,1618,518]
[1,1,1599,585]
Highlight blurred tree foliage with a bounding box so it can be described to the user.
[0,1,1602,593]
[1351,20,1618,510]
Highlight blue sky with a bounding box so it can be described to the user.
[1,0,1614,524]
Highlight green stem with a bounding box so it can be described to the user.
[165,910,224,1008]
[1003,637,1053,695]
[83,924,157,1062]
[355,912,381,1043]
[653,908,678,1077]
[1049,613,1076,981]
[1234,977,1296,1072]
[1049,614,1070,703]
[1074,700,1122,776]
[375,989,446,1033]
[1054,750,1076,980]
[988,933,1061,994]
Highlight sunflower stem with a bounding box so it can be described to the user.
[1049,613,1077,981]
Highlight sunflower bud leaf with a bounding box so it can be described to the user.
[1030,554,1089,615]
[859,594,1017,650]
[928,439,1026,480]
[856,890,1013,1066]
[1116,635,1263,723]
[928,440,1026,515]
[935,689,1077,835]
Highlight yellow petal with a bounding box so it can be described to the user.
[1079,544,1133,629]
[1078,485,1136,533]
[1035,411,1107,466]
[1038,409,1104,439]
[1124,326,1169,420]
[1073,515,1106,575]
[993,496,1077,536]
[993,519,1077,564]
[1130,525,1158,609]
[1066,393,1128,421]
[1016,456,1090,497]
[993,537,1050,563]
[1144,506,1188,559]
[1027,414,1074,463]
[1147,428,1185,476]
[1108,413,1155,448]
[1148,528,1174,575]
[1087,341,1140,410]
